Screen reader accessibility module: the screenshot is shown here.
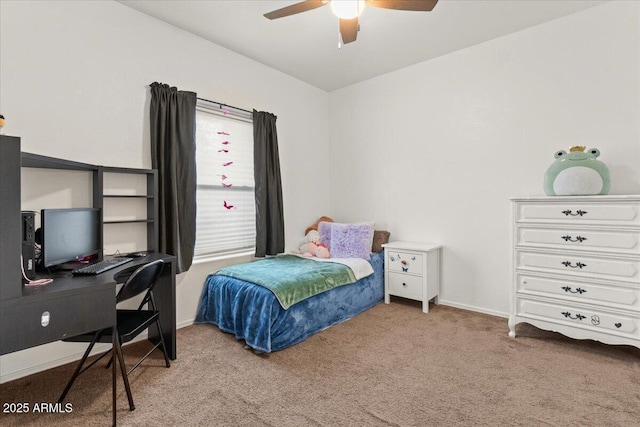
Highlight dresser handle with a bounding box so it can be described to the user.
[562,209,588,217]
[561,286,587,294]
[561,261,587,269]
[402,282,407,287]
[561,311,586,321]
[561,235,587,242]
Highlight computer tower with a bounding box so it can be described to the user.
[21,211,36,280]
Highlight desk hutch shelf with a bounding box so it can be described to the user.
[99,166,159,253]
[0,135,163,356]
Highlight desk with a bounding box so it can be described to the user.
[0,253,177,359]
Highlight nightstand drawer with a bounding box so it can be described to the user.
[388,272,423,299]
[387,251,423,275]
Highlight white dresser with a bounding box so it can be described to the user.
[510,195,640,350]
[382,241,441,313]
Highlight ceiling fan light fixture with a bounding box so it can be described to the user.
[330,0,365,20]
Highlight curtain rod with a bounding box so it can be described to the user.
[197,97,253,115]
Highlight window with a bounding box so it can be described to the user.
[194,101,255,258]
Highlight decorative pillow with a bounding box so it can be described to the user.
[318,221,333,250]
[330,222,375,260]
[372,230,390,253]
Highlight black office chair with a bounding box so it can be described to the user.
[58,259,171,412]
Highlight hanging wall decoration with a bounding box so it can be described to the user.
[217,129,235,210]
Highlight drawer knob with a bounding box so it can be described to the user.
[615,322,622,328]
[41,311,50,327]
[561,261,586,269]
[562,209,588,217]
[402,282,407,287]
[561,286,587,295]
[561,235,587,243]
[561,311,586,321]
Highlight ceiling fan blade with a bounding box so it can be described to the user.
[340,17,359,44]
[264,0,327,20]
[365,0,438,12]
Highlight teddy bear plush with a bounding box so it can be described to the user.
[304,216,333,236]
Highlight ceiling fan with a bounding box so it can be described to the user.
[264,0,439,45]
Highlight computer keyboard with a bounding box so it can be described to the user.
[71,257,134,276]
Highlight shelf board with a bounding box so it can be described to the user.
[103,195,153,198]
[103,219,154,224]
[102,166,155,175]
[22,152,98,171]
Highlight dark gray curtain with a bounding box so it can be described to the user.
[253,110,285,257]
[149,82,197,273]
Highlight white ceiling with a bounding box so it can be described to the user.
[118,0,606,92]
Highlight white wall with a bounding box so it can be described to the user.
[328,1,640,317]
[0,0,330,382]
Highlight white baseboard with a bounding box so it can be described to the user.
[177,318,195,329]
[437,299,509,319]
[1,342,110,384]
[0,335,148,384]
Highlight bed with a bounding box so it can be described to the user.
[195,251,385,353]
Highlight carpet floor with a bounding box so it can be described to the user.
[1,300,639,426]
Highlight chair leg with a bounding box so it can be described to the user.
[114,330,135,411]
[105,354,113,369]
[112,330,117,427]
[58,332,100,403]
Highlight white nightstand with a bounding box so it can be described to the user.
[382,241,442,313]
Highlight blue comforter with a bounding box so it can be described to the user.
[195,252,384,353]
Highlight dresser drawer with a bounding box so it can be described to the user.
[516,274,640,310]
[387,251,423,275]
[516,227,640,254]
[388,272,423,300]
[516,250,640,283]
[516,202,640,226]
[517,297,639,337]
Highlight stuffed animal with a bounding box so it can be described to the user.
[301,241,330,258]
[292,217,334,257]
[314,244,330,258]
[544,146,610,196]
[292,230,320,254]
[299,241,319,256]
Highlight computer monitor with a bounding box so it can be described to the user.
[40,208,101,268]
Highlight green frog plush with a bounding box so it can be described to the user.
[544,146,610,196]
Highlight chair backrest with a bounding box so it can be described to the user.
[116,259,165,304]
